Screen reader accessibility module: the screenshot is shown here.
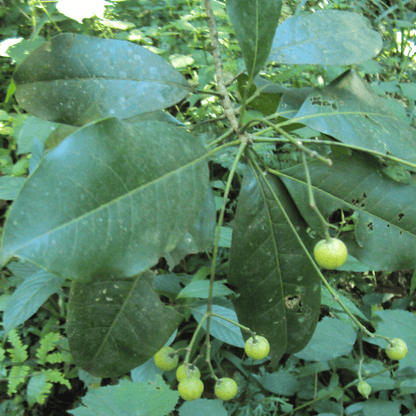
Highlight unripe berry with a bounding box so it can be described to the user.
[385,338,408,360]
[176,363,201,382]
[215,377,238,400]
[178,377,204,401]
[313,238,348,269]
[357,381,371,399]
[244,336,270,360]
[154,346,178,371]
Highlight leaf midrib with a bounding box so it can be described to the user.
[9,151,208,256]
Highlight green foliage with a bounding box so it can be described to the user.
[1,0,416,414]
[7,330,28,364]
[36,332,61,365]
[2,329,71,408]
[8,365,31,395]
[68,377,178,416]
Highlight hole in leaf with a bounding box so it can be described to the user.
[367,222,374,231]
[398,213,404,221]
[284,294,301,310]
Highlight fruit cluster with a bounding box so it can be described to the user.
[153,335,270,401]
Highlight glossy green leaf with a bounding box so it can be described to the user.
[293,70,416,163]
[365,310,416,370]
[0,118,209,281]
[228,166,321,366]
[269,10,382,65]
[177,280,234,299]
[0,176,26,200]
[67,271,182,377]
[192,302,245,348]
[164,187,216,270]
[14,33,191,126]
[280,153,416,270]
[68,377,179,415]
[15,116,59,155]
[255,369,300,396]
[4,269,64,333]
[227,0,282,79]
[294,317,357,362]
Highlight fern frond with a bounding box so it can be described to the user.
[7,330,28,364]
[36,382,53,405]
[36,332,60,365]
[7,365,30,395]
[0,346,6,362]
[46,352,64,364]
[44,369,71,389]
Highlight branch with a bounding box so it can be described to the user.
[203,0,240,133]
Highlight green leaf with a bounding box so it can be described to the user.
[14,33,191,126]
[179,398,228,416]
[294,317,357,362]
[15,116,59,155]
[227,0,282,79]
[26,373,49,406]
[191,302,245,348]
[256,369,300,396]
[164,187,216,270]
[3,270,64,333]
[293,69,416,163]
[177,280,234,299]
[228,166,321,366]
[365,310,416,370]
[130,357,162,384]
[280,152,416,270]
[0,118,209,281]
[0,176,26,200]
[67,271,182,378]
[321,286,369,322]
[68,377,179,416]
[269,10,382,65]
[362,399,401,416]
[4,38,45,65]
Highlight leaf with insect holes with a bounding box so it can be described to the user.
[228,166,321,366]
[280,152,416,270]
[67,271,182,378]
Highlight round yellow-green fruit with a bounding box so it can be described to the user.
[176,363,201,382]
[154,346,178,371]
[313,238,348,269]
[244,336,270,360]
[178,377,204,401]
[386,338,408,360]
[215,377,238,401]
[357,381,371,399]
